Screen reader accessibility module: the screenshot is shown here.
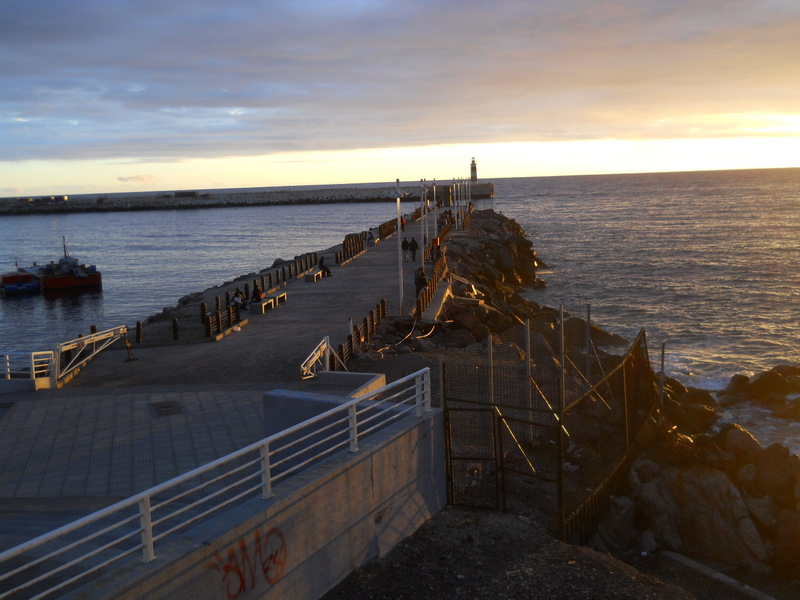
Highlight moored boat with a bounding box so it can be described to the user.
[0,266,41,294]
[1,238,102,295]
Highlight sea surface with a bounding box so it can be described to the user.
[2,168,799,446]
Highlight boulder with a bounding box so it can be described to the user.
[630,463,770,572]
[755,444,800,509]
[713,423,762,466]
[745,370,793,400]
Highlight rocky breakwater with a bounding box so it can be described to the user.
[594,365,800,591]
[349,208,800,593]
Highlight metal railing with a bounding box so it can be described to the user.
[0,368,432,600]
[54,326,128,382]
[300,335,335,378]
[0,351,54,380]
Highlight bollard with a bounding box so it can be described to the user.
[225,291,231,307]
[90,324,98,334]
[172,317,179,341]
[205,315,213,337]
[200,302,208,324]
[136,321,143,344]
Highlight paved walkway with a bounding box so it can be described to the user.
[0,212,441,550]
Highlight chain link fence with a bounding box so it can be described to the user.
[443,304,658,541]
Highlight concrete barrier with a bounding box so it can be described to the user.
[70,410,445,600]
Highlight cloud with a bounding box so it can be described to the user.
[1,0,799,163]
[117,174,158,184]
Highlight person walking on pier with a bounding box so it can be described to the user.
[409,237,419,262]
[402,237,410,262]
[414,267,428,297]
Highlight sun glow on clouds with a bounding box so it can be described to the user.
[3,137,800,197]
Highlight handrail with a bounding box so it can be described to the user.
[0,351,54,380]
[300,336,333,379]
[54,325,128,382]
[0,368,432,600]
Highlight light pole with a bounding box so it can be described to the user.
[396,179,404,314]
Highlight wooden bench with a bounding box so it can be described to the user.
[250,291,288,314]
[304,270,326,283]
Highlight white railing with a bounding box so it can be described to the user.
[0,368,432,600]
[0,351,54,381]
[54,326,128,382]
[299,336,347,379]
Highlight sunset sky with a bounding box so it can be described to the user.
[2,0,799,196]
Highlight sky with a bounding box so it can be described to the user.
[2,0,800,196]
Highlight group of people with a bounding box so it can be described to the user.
[230,288,249,311]
[401,237,420,262]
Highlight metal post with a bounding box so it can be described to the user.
[139,497,155,562]
[557,305,566,539]
[525,319,532,407]
[423,368,431,412]
[585,304,591,388]
[260,443,272,499]
[348,405,359,452]
[659,342,666,409]
[488,334,495,406]
[397,195,405,315]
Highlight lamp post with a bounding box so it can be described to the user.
[396,179,404,314]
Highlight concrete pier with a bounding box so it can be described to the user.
[0,207,455,599]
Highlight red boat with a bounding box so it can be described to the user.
[1,238,102,295]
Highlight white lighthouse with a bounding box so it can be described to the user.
[470,158,478,182]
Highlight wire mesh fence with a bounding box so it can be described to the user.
[443,304,658,541]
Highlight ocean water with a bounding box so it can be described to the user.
[492,168,800,390]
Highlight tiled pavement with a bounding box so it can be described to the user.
[0,212,442,551]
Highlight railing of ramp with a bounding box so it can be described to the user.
[0,368,432,600]
[55,326,128,382]
[1,351,54,381]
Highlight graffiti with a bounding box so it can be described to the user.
[207,527,287,599]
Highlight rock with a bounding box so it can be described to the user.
[638,529,659,554]
[745,496,779,531]
[771,398,800,421]
[665,401,719,434]
[440,328,475,348]
[726,373,750,394]
[771,509,800,574]
[679,388,717,408]
[631,463,770,572]
[713,423,762,466]
[745,370,793,400]
[596,496,637,551]
[755,444,800,508]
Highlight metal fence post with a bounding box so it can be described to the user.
[557,305,566,539]
[658,342,666,410]
[585,304,592,388]
[260,443,272,499]
[139,497,155,562]
[487,333,495,406]
[348,405,359,452]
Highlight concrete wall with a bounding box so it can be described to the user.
[71,410,445,600]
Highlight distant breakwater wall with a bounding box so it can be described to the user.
[0,186,411,215]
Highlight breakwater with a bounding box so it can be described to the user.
[0,182,493,215]
[0,185,404,215]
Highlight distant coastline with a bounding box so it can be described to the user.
[0,184,415,216]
